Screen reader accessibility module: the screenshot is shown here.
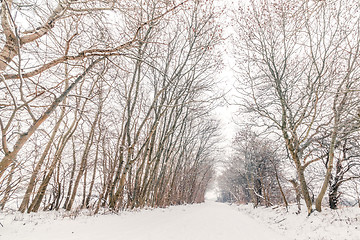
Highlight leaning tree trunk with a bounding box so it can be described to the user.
[315,125,338,212]
[66,111,99,211]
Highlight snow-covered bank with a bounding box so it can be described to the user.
[1,201,284,240]
[236,203,360,240]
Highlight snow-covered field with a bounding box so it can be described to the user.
[0,201,359,240]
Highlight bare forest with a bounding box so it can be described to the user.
[1,0,360,219]
[0,0,221,213]
[218,0,360,216]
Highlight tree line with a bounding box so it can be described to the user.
[0,0,220,213]
[219,0,360,214]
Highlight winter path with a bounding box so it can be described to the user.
[1,201,285,240]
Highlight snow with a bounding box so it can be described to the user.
[1,201,284,240]
[237,203,360,240]
[1,201,359,240]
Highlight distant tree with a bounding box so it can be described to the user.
[218,130,288,208]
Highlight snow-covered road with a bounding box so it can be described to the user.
[1,201,285,240]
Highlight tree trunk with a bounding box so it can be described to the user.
[66,111,98,211]
[328,159,344,209]
[315,111,340,212]
[289,179,302,213]
[18,102,66,212]
[273,162,288,209]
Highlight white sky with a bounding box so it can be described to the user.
[211,0,241,171]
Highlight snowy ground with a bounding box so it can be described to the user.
[1,201,283,240]
[0,201,359,240]
[237,203,360,240]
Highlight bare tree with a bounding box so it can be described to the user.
[234,0,360,214]
[0,0,221,213]
[0,0,188,178]
[218,130,287,207]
